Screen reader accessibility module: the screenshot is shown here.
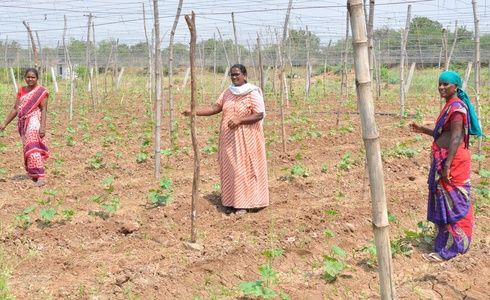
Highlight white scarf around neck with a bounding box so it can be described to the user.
[228,83,259,96]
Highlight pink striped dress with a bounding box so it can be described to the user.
[215,85,269,209]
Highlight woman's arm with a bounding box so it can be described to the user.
[227,112,264,129]
[39,95,49,138]
[182,104,222,117]
[441,118,464,182]
[0,100,19,131]
[409,123,433,136]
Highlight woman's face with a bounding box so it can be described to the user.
[25,71,38,87]
[438,81,457,100]
[230,67,246,86]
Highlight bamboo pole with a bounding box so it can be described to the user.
[305,26,311,103]
[279,0,293,153]
[153,0,162,178]
[463,62,472,90]
[9,67,18,93]
[231,12,240,63]
[63,15,75,121]
[442,28,448,70]
[257,34,264,97]
[185,11,200,244]
[348,1,395,298]
[23,21,38,68]
[472,0,483,170]
[338,12,350,127]
[50,66,59,94]
[399,5,411,117]
[91,21,99,104]
[85,13,95,110]
[217,27,231,68]
[367,0,375,82]
[446,20,459,70]
[323,40,331,98]
[168,0,183,145]
[213,32,217,99]
[35,31,43,76]
[404,62,416,96]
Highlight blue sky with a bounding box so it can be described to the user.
[0,0,489,47]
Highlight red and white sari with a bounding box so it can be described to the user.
[16,85,49,180]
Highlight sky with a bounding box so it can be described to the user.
[0,0,489,48]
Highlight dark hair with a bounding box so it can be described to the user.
[230,64,247,76]
[24,67,39,78]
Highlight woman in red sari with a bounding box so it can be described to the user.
[0,68,49,186]
[410,70,482,261]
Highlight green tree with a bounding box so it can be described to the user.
[285,29,321,65]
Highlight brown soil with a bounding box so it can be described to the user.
[0,85,489,299]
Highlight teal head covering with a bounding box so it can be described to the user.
[439,70,483,137]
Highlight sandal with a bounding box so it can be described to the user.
[35,178,48,187]
[422,252,444,262]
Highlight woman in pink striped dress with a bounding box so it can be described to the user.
[183,64,269,214]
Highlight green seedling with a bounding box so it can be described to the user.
[39,208,57,225]
[65,136,76,146]
[15,206,35,229]
[101,197,120,214]
[87,152,105,170]
[338,153,352,171]
[239,248,288,299]
[323,229,335,238]
[148,178,173,207]
[323,245,347,282]
[101,176,115,193]
[290,165,309,177]
[136,152,149,163]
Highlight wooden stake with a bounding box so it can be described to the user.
[63,15,75,121]
[185,11,200,244]
[279,0,293,153]
[168,0,183,145]
[399,5,411,117]
[217,27,231,68]
[9,67,18,93]
[305,26,311,103]
[367,0,375,81]
[472,0,483,170]
[338,12,350,127]
[463,62,472,90]
[348,1,396,298]
[153,0,162,178]
[446,20,459,69]
[22,21,38,68]
[257,34,264,97]
[231,12,240,63]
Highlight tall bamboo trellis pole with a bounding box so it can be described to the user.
[279,0,293,153]
[256,33,264,96]
[185,11,200,243]
[63,15,75,121]
[22,21,38,69]
[472,0,483,170]
[232,12,240,64]
[446,20,459,70]
[399,5,411,117]
[153,0,162,178]
[348,1,395,299]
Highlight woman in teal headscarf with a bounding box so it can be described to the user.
[410,70,482,261]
